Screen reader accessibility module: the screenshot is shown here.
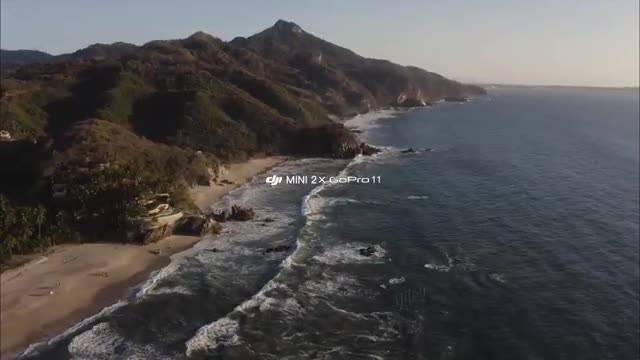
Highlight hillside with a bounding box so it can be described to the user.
[2,20,483,152]
[231,20,485,112]
[1,43,138,73]
[0,20,484,261]
[0,49,55,72]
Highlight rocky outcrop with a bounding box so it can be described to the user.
[263,245,292,254]
[174,215,221,236]
[211,210,228,222]
[229,205,255,221]
[212,205,255,222]
[136,224,174,245]
[444,96,468,103]
[393,97,431,108]
[359,142,380,156]
[338,142,381,158]
[359,246,377,257]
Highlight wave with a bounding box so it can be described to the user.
[17,301,126,359]
[407,195,429,200]
[67,322,177,360]
[423,263,452,272]
[423,249,478,273]
[344,109,402,137]
[185,318,241,357]
[313,243,387,265]
[184,149,395,356]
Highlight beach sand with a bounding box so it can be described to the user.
[190,156,286,212]
[0,156,285,358]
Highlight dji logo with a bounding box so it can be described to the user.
[266,175,283,186]
[266,174,380,186]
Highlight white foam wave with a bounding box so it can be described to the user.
[344,109,401,136]
[258,297,304,316]
[407,195,429,200]
[184,152,391,357]
[313,243,387,265]
[184,280,294,356]
[67,322,175,360]
[388,277,406,285]
[185,318,241,357]
[17,301,126,359]
[489,273,506,283]
[301,274,363,299]
[424,251,478,273]
[424,263,452,272]
[132,261,183,300]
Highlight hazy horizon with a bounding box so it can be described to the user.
[1,0,638,87]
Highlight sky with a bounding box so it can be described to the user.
[1,0,639,87]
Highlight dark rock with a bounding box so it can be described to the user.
[228,205,255,221]
[423,148,432,152]
[359,246,377,257]
[149,249,161,255]
[137,224,174,244]
[443,96,468,103]
[263,245,292,254]
[211,205,255,222]
[220,179,234,185]
[174,215,221,236]
[359,142,381,156]
[196,176,211,186]
[263,217,275,223]
[393,97,429,108]
[211,210,228,222]
[401,148,416,153]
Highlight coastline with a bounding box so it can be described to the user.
[0,156,286,358]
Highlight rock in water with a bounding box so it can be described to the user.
[443,96,468,103]
[359,142,381,156]
[175,215,222,236]
[263,245,292,254]
[228,205,255,221]
[211,210,228,222]
[401,148,416,153]
[359,246,377,257]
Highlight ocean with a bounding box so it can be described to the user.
[20,87,639,360]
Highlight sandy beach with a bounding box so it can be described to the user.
[0,156,285,358]
[190,156,286,212]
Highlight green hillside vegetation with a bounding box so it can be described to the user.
[0,20,485,265]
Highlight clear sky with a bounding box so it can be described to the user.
[1,0,638,87]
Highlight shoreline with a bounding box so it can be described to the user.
[0,156,286,358]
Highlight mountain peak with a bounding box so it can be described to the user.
[272,19,304,34]
[187,31,215,40]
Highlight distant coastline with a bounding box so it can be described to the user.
[478,83,639,91]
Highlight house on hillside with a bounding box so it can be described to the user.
[139,193,183,228]
[0,130,12,142]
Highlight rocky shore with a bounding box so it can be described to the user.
[0,156,285,357]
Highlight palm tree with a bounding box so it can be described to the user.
[35,207,46,244]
